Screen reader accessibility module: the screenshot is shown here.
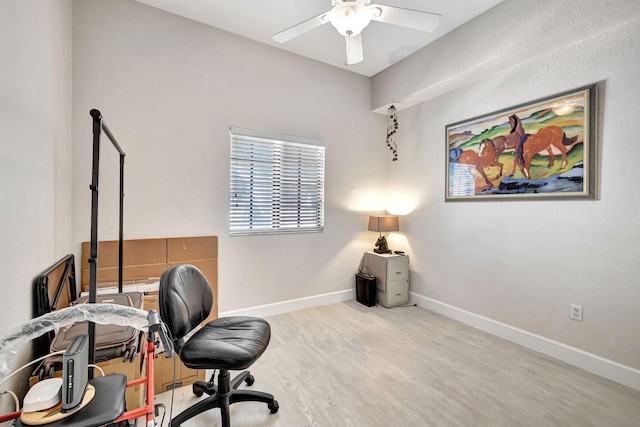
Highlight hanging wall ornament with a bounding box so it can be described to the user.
[386,105,398,161]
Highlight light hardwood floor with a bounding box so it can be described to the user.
[152,301,640,426]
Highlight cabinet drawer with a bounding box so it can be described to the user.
[386,258,408,282]
[386,279,409,306]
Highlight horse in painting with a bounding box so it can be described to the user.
[492,114,525,176]
[458,139,504,188]
[516,126,579,179]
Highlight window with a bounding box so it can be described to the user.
[229,127,325,235]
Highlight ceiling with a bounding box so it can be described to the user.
[135,0,505,77]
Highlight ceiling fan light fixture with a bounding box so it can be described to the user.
[329,2,372,37]
[272,0,441,66]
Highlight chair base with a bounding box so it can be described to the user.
[169,369,278,427]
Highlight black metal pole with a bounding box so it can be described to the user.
[88,108,102,376]
[87,108,127,377]
[100,118,125,156]
[118,153,125,293]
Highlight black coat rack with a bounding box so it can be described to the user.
[88,109,126,374]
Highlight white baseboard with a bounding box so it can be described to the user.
[410,292,640,391]
[220,289,356,319]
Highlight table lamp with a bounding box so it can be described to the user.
[368,215,399,254]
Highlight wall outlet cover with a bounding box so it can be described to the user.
[571,304,583,321]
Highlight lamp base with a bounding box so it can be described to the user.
[373,235,391,254]
[373,248,392,254]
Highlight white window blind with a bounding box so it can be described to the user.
[230,127,325,235]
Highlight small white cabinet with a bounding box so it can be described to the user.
[360,252,409,308]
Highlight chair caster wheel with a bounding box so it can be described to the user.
[245,374,255,386]
[269,400,279,414]
[193,384,204,397]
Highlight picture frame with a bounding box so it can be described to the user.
[445,83,597,201]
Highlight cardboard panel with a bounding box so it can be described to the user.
[135,277,161,284]
[143,293,159,314]
[81,239,166,269]
[154,354,205,395]
[81,264,167,290]
[167,236,218,263]
[98,353,146,410]
[81,280,137,290]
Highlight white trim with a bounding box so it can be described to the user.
[409,292,640,391]
[220,289,355,319]
[230,126,324,147]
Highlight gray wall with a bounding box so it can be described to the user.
[71,0,387,313]
[374,0,640,370]
[0,0,72,410]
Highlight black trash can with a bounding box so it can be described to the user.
[355,273,376,307]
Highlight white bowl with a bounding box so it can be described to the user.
[23,377,63,413]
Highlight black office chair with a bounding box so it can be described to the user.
[159,264,279,427]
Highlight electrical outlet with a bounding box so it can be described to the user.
[571,304,583,321]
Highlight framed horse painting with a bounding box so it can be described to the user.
[445,83,597,201]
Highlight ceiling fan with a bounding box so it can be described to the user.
[272,0,441,65]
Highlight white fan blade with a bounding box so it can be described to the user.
[346,33,363,65]
[369,4,441,32]
[272,12,330,43]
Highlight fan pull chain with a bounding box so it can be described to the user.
[346,31,352,68]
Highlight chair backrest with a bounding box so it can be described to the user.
[159,264,213,342]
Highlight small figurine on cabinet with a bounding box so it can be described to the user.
[374,235,392,254]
